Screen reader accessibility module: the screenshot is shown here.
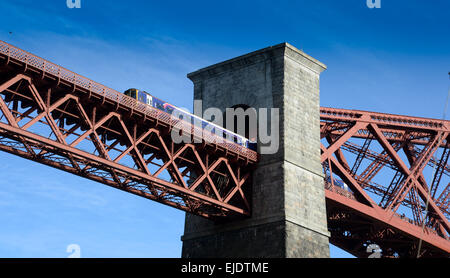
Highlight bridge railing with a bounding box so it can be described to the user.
[320,107,448,131]
[0,40,258,162]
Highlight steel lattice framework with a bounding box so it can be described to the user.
[321,107,450,257]
[0,40,449,257]
[0,40,256,220]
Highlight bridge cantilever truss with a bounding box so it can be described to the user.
[321,107,450,257]
[0,41,448,257]
[0,40,256,220]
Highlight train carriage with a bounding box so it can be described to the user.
[124,88,257,151]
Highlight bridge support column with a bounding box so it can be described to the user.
[181,43,330,258]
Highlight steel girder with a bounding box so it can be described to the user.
[0,44,256,220]
[321,107,450,257]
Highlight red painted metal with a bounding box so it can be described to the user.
[0,41,448,257]
[0,41,256,220]
[321,107,450,257]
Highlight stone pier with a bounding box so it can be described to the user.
[181,43,329,258]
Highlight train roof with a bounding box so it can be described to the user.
[126,89,255,143]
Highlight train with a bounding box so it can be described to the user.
[325,176,351,191]
[124,88,257,151]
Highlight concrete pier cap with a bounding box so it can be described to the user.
[181,42,330,258]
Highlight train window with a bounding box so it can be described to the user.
[130,90,137,99]
[166,105,174,114]
[138,91,146,103]
[124,89,133,99]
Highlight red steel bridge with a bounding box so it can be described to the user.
[0,40,448,258]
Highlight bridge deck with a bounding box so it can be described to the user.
[0,40,258,163]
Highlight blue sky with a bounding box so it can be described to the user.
[0,0,448,258]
